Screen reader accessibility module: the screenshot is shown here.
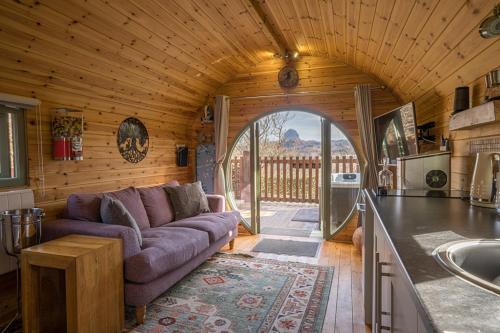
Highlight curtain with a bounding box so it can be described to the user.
[354,85,378,190]
[214,95,230,195]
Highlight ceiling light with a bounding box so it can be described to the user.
[479,5,500,38]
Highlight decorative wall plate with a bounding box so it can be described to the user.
[117,117,149,163]
[278,65,299,88]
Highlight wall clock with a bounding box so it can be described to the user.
[278,66,299,89]
[117,117,149,163]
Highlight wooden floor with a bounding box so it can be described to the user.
[0,235,369,333]
[0,270,17,329]
[223,234,370,333]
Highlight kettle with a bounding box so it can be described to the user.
[470,152,500,208]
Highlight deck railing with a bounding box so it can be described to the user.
[229,155,359,204]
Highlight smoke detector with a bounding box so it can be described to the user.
[479,5,500,38]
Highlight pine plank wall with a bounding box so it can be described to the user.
[0,1,202,220]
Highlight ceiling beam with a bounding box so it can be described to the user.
[246,0,291,55]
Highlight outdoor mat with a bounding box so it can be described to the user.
[126,253,333,332]
[251,238,321,257]
[260,227,312,237]
[291,208,320,223]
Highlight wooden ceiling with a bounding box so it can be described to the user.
[254,0,500,102]
[1,0,499,113]
[0,0,280,115]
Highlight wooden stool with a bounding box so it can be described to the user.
[21,235,124,333]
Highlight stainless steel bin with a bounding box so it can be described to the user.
[1,208,43,256]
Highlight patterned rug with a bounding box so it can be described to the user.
[126,253,334,333]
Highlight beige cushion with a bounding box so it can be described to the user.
[164,181,210,220]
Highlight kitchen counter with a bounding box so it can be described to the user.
[365,190,500,333]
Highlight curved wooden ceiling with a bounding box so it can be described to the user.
[1,0,499,113]
[254,0,500,102]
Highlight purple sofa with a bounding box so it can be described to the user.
[42,183,239,323]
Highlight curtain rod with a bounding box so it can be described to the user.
[230,85,385,101]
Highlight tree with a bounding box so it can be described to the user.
[232,111,295,157]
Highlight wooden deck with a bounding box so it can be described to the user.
[222,234,370,333]
[260,201,320,231]
[238,201,321,237]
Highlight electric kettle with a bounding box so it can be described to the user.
[470,152,500,208]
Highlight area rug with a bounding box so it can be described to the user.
[291,208,320,223]
[260,227,312,237]
[251,239,321,257]
[126,253,333,333]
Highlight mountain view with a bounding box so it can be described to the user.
[278,129,356,157]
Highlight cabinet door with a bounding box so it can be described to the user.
[372,217,383,332]
[373,217,392,333]
[417,312,430,333]
[391,250,418,332]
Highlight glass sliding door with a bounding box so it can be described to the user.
[249,122,260,234]
[225,123,261,234]
[225,111,361,239]
[325,122,362,238]
[320,118,332,239]
[226,127,253,230]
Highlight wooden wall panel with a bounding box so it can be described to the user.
[216,57,400,146]
[9,93,194,221]
[199,56,401,242]
[0,3,201,220]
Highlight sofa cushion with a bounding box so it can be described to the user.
[164,181,210,220]
[106,187,150,230]
[100,195,142,246]
[125,227,209,283]
[138,185,175,227]
[66,193,103,222]
[165,211,239,243]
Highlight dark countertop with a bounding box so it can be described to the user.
[365,190,500,333]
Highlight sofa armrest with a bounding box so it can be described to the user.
[206,194,225,213]
[42,219,141,259]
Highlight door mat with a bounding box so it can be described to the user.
[260,227,312,237]
[252,238,321,257]
[291,208,320,223]
[126,253,333,332]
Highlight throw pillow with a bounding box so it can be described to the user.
[106,187,150,230]
[164,181,210,220]
[100,194,143,246]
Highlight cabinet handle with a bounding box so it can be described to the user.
[375,253,392,333]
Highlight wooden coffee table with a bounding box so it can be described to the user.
[21,235,124,333]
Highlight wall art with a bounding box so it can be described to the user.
[117,117,149,163]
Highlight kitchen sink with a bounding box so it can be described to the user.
[433,239,500,295]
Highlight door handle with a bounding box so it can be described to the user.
[357,203,366,212]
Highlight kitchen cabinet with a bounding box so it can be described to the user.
[371,213,431,333]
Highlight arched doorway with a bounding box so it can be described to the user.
[225,110,361,240]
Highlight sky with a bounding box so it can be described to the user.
[284,111,347,141]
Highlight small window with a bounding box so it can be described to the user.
[0,106,27,188]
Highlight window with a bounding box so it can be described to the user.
[0,106,27,187]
